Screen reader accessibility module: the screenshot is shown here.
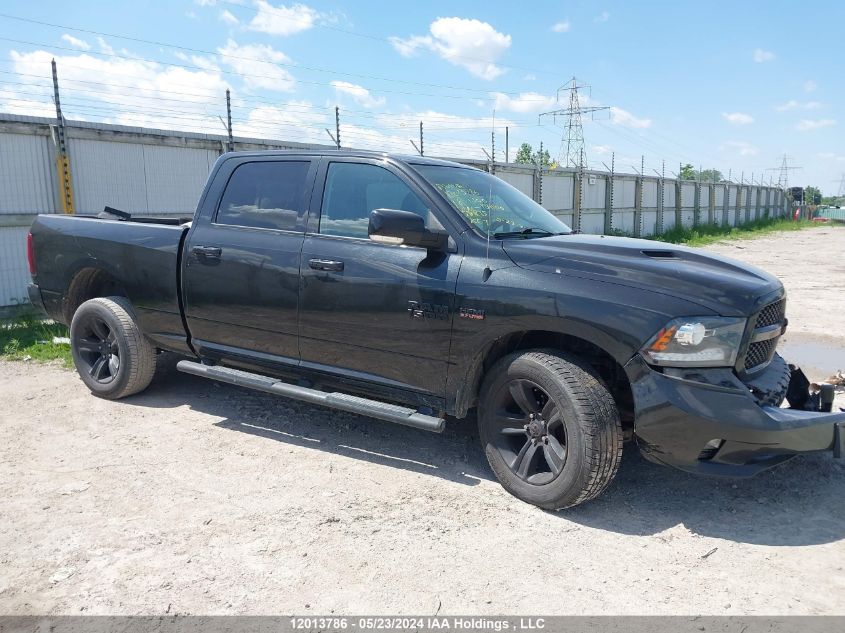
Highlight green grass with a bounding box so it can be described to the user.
[0,310,72,367]
[651,217,820,247]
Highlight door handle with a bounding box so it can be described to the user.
[309,258,344,272]
[192,245,222,258]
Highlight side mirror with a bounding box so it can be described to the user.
[368,209,448,251]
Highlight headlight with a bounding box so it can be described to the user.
[640,317,746,367]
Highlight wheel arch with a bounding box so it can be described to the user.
[63,266,128,324]
[450,329,635,437]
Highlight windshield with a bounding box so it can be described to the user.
[414,164,571,238]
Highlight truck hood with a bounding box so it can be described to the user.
[502,234,783,316]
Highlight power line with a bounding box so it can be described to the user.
[0,36,517,103]
[765,154,802,188]
[539,78,610,168]
[0,14,556,100]
[209,0,558,78]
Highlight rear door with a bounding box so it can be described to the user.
[298,158,461,402]
[183,156,317,368]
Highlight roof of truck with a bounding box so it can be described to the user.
[221,149,475,169]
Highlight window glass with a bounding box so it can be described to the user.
[216,161,310,231]
[414,164,570,238]
[320,162,434,238]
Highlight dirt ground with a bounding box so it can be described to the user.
[1,227,843,616]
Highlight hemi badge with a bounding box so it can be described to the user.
[459,307,485,320]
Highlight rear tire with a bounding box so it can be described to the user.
[478,349,623,510]
[70,296,156,399]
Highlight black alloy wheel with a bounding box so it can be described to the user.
[488,378,568,485]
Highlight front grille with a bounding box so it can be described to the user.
[755,298,786,328]
[742,298,786,371]
[744,338,778,370]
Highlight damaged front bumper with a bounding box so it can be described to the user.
[625,354,845,476]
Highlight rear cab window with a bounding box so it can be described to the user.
[216,160,311,231]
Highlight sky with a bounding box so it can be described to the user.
[1,0,843,195]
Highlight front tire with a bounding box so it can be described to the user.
[478,350,623,510]
[70,296,156,399]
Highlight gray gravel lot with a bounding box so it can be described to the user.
[0,227,843,616]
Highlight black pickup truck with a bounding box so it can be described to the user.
[27,150,844,509]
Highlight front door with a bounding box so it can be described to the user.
[298,158,460,402]
[183,157,317,368]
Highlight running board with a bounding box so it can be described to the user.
[176,360,445,433]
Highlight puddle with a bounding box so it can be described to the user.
[777,339,845,379]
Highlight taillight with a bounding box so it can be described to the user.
[27,232,36,275]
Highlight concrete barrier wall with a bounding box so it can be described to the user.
[0,113,789,307]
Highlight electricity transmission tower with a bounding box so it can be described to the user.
[836,173,845,198]
[766,154,802,188]
[539,77,610,168]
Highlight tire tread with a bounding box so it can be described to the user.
[479,349,623,510]
[72,296,156,399]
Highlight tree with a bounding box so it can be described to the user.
[514,142,552,168]
[514,143,533,164]
[697,168,723,182]
[534,147,552,167]
[804,185,822,206]
[679,164,696,180]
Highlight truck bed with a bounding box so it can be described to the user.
[29,214,191,352]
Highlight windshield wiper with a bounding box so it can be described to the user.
[492,227,567,239]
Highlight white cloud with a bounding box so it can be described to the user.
[194,0,218,6]
[173,51,220,72]
[248,1,318,36]
[775,100,822,111]
[3,47,230,134]
[551,21,570,33]
[523,73,536,81]
[235,101,328,142]
[796,118,836,131]
[331,81,386,108]
[753,48,775,62]
[594,11,610,23]
[491,91,556,113]
[96,37,115,56]
[591,144,612,156]
[220,10,239,25]
[61,34,91,50]
[722,112,754,125]
[804,79,818,93]
[389,17,512,80]
[721,141,759,156]
[217,39,296,91]
[610,106,651,129]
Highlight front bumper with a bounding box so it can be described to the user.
[626,354,845,476]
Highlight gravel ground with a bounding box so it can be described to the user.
[1,227,843,616]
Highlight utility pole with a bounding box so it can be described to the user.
[335,106,341,149]
[491,130,496,175]
[538,77,610,168]
[51,59,75,215]
[419,121,424,157]
[325,107,341,149]
[505,127,509,163]
[225,88,234,152]
[765,154,801,188]
[538,141,544,203]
